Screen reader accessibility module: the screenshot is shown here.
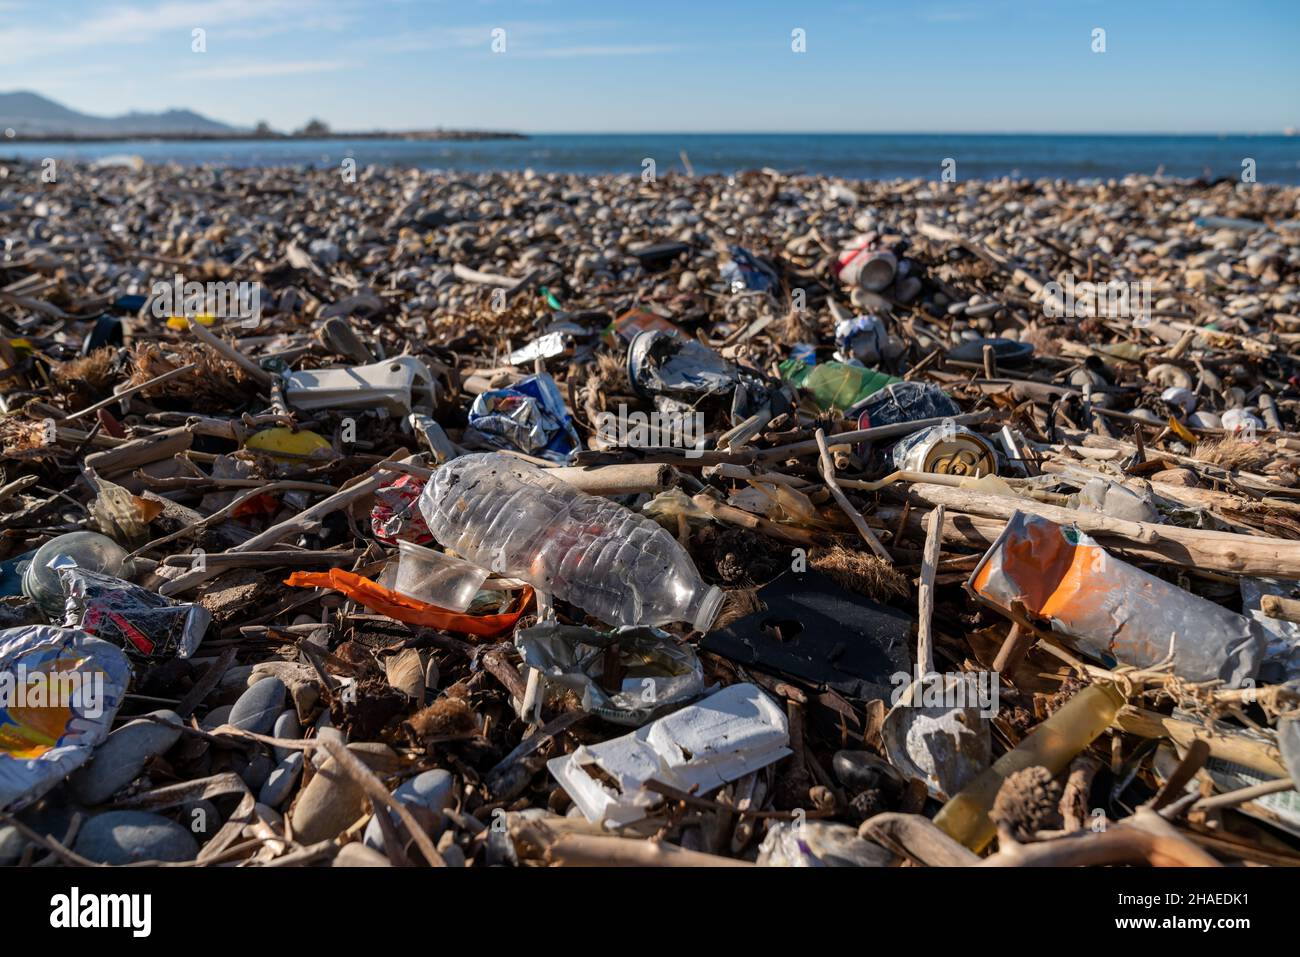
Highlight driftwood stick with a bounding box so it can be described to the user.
[545,833,753,867]
[916,504,944,674]
[899,483,1300,579]
[63,362,198,422]
[815,428,892,561]
[158,452,417,595]
[979,826,1214,867]
[188,317,274,387]
[758,413,990,463]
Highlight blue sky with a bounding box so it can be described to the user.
[1,0,1297,133]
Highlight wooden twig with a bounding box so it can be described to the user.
[916,504,944,674]
[814,428,891,561]
[62,362,197,422]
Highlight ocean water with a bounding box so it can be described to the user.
[4,133,1299,183]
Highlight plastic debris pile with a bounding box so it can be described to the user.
[1,157,1299,867]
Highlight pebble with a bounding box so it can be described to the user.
[73,811,198,865]
[289,743,400,844]
[363,769,454,852]
[334,843,392,867]
[200,704,234,730]
[238,750,275,791]
[832,750,903,792]
[272,709,302,762]
[68,709,182,805]
[258,751,304,809]
[228,676,286,734]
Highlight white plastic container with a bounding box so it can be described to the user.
[392,540,488,612]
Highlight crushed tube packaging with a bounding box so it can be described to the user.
[547,682,790,825]
[466,372,579,463]
[0,626,131,810]
[59,567,209,661]
[968,511,1267,685]
[515,622,705,725]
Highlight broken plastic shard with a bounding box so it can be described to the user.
[547,682,790,826]
[757,821,894,867]
[701,569,913,700]
[515,621,705,725]
[283,356,436,415]
[0,625,131,811]
[882,672,993,800]
[244,427,335,466]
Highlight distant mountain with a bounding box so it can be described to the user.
[0,90,237,136]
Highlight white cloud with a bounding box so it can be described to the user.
[0,0,354,61]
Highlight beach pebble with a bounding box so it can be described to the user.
[334,843,392,867]
[238,750,275,791]
[200,704,234,730]
[69,710,182,805]
[228,676,286,734]
[290,743,400,844]
[181,800,219,839]
[832,750,901,792]
[258,751,304,809]
[73,811,198,865]
[363,769,454,853]
[272,709,301,762]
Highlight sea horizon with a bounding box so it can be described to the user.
[5,132,1299,183]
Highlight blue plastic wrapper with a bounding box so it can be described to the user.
[467,372,580,463]
[719,246,778,293]
[852,380,960,426]
[834,315,890,365]
[0,626,131,811]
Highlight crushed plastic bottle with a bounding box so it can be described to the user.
[418,453,723,631]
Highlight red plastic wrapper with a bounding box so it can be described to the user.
[370,473,432,545]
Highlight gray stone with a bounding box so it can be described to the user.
[258,751,304,808]
[73,811,198,865]
[334,842,391,867]
[228,677,286,735]
[272,709,301,762]
[200,704,233,730]
[69,710,182,805]
[363,769,454,852]
[180,800,220,840]
[290,743,399,844]
[239,750,275,791]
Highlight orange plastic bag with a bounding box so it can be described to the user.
[285,569,532,638]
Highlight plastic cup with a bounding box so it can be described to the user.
[393,540,488,612]
[21,531,130,618]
